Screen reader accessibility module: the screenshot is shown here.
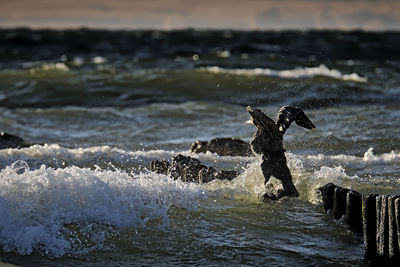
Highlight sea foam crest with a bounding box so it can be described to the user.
[299,148,400,170]
[0,161,206,256]
[202,64,367,82]
[202,158,267,202]
[0,144,178,171]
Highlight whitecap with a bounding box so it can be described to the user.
[0,162,207,256]
[200,64,367,82]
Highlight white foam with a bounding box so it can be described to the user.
[201,64,367,82]
[286,148,400,204]
[202,159,265,202]
[1,145,398,256]
[0,144,254,174]
[0,144,178,171]
[29,62,70,74]
[362,147,400,162]
[299,148,400,170]
[0,161,206,256]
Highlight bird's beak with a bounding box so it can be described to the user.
[296,116,316,130]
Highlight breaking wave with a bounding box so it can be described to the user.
[0,161,206,257]
[0,145,398,256]
[201,64,367,82]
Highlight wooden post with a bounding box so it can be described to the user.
[333,186,349,220]
[388,196,400,265]
[376,195,389,262]
[320,184,400,264]
[346,190,363,235]
[362,194,378,262]
[320,183,335,212]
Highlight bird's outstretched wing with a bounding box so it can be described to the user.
[246,106,283,156]
[276,106,315,134]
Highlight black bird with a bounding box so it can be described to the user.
[246,105,315,200]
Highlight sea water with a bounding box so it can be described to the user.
[0,29,399,266]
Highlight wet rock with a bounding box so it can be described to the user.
[149,154,239,184]
[198,167,217,183]
[213,170,237,181]
[168,154,201,180]
[182,164,209,183]
[149,159,170,175]
[190,137,252,157]
[0,132,31,149]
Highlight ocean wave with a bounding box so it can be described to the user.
[0,144,253,173]
[297,148,400,170]
[0,160,206,256]
[1,144,399,256]
[200,64,367,82]
[27,62,70,74]
[287,148,400,203]
[0,144,173,171]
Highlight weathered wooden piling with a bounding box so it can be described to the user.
[332,186,349,220]
[321,184,400,265]
[319,184,361,226]
[363,194,378,262]
[346,190,363,235]
[320,183,335,212]
[363,194,400,265]
[377,195,389,261]
[388,196,399,263]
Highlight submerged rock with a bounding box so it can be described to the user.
[150,154,238,183]
[190,137,252,157]
[0,132,32,150]
[149,159,170,175]
[168,154,202,180]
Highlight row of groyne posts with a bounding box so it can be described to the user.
[320,183,400,265]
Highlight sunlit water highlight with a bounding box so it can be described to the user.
[0,29,399,266]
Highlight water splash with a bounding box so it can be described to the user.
[0,161,207,256]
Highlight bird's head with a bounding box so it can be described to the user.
[276,106,315,133]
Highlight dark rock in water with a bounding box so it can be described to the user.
[150,159,170,175]
[182,164,209,183]
[190,137,252,157]
[168,154,201,180]
[198,167,217,183]
[213,170,237,181]
[149,153,239,184]
[0,132,31,149]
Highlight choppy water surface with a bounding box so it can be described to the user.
[1,29,400,266]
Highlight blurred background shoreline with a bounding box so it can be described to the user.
[1,0,400,31]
